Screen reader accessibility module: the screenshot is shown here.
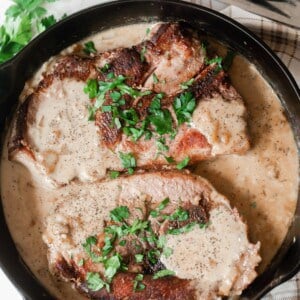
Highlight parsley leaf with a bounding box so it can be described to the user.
[176,157,190,170]
[110,206,130,222]
[180,78,194,90]
[135,254,144,263]
[152,73,159,84]
[150,198,170,217]
[140,46,146,62]
[133,274,145,291]
[109,170,120,179]
[167,222,197,235]
[0,0,59,64]
[39,15,56,30]
[206,56,223,72]
[173,92,196,125]
[148,108,173,135]
[153,269,175,279]
[168,207,189,221]
[104,254,122,281]
[86,272,109,291]
[84,41,97,55]
[84,79,98,98]
[119,152,136,174]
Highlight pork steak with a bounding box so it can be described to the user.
[43,171,260,299]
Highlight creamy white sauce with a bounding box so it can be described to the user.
[1,23,298,299]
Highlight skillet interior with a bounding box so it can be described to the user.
[0,1,299,299]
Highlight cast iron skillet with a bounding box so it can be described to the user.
[0,0,299,299]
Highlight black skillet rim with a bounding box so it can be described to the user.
[0,1,299,299]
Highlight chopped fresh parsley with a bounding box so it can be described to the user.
[104,254,122,281]
[119,239,126,246]
[140,46,146,62]
[150,198,170,217]
[147,248,160,264]
[78,258,85,266]
[109,170,120,179]
[180,78,194,90]
[118,152,136,174]
[206,56,223,72]
[173,92,196,125]
[146,28,150,36]
[152,73,159,84]
[84,79,98,98]
[199,222,210,229]
[128,219,149,235]
[110,206,130,222]
[176,157,190,170]
[167,221,197,235]
[156,137,169,152]
[168,207,189,221]
[153,269,175,279]
[164,156,175,163]
[83,41,97,55]
[148,107,173,135]
[162,246,173,258]
[135,253,144,263]
[133,274,145,291]
[101,63,110,73]
[86,272,109,292]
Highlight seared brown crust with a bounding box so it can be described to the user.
[56,258,196,300]
[8,95,32,159]
[95,110,121,149]
[108,48,149,86]
[148,22,194,55]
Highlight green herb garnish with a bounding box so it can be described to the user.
[135,253,144,263]
[83,41,97,55]
[206,56,223,72]
[104,254,122,281]
[173,92,196,125]
[140,46,146,62]
[167,221,197,235]
[176,157,190,170]
[118,152,136,174]
[109,170,120,179]
[180,78,194,90]
[78,258,85,266]
[152,73,159,84]
[110,206,130,222]
[169,207,189,221]
[153,269,175,279]
[133,274,145,291]
[86,272,109,292]
[150,198,170,217]
[0,0,59,64]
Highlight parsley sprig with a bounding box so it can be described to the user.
[0,0,59,64]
